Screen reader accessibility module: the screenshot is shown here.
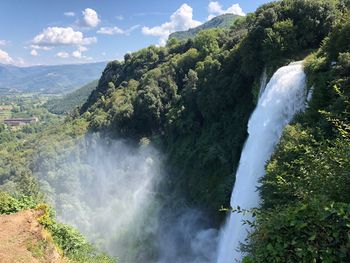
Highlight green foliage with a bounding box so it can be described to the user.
[169,13,240,41]
[323,11,350,60]
[25,239,47,259]
[50,224,89,256]
[0,194,116,263]
[77,0,346,218]
[1,1,348,261]
[193,29,220,56]
[260,125,350,209]
[263,19,298,61]
[45,80,99,114]
[0,192,37,214]
[37,204,116,263]
[245,7,350,262]
[0,98,116,260]
[246,200,350,263]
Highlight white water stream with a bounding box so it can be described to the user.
[216,62,307,263]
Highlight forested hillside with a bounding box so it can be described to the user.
[246,10,350,261]
[78,0,350,260]
[0,62,105,94]
[169,13,240,41]
[0,0,349,262]
[80,0,346,217]
[45,80,98,114]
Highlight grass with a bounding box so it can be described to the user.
[26,239,47,259]
[0,108,12,121]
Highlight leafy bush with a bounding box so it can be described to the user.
[35,204,116,262]
[245,6,350,262]
[246,200,350,262]
[0,192,36,214]
[0,194,116,262]
[260,125,350,209]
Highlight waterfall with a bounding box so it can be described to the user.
[258,68,267,99]
[216,62,307,263]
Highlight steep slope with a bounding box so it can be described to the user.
[169,13,240,41]
[245,9,350,261]
[0,209,66,263]
[45,80,98,114]
[80,0,339,218]
[0,62,105,94]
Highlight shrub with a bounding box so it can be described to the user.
[245,200,350,262]
[0,192,36,214]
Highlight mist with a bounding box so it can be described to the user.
[37,133,219,263]
[156,208,219,263]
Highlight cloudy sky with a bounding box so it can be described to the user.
[0,0,270,66]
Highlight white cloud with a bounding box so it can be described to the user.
[207,1,245,20]
[64,11,75,17]
[133,11,169,17]
[71,45,92,60]
[97,26,124,35]
[30,45,53,51]
[56,51,70,58]
[97,25,140,36]
[82,8,100,27]
[127,25,141,34]
[72,50,82,58]
[142,4,201,45]
[0,49,25,66]
[30,49,38,56]
[32,27,97,47]
[56,44,91,60]
[0,40,10,46]
[226,4,245,16]
[72,51,92,60]
[16,57,25,66]
[116,15,124,21]
[0,49,14,64]
[77,45,87,52]
[208,1,222,14]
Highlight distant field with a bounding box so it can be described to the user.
[0,108,11,121]
[0,93,52,123]
[0,103,12,121]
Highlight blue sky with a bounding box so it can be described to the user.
[0,0,270,66]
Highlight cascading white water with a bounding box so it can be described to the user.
[216,62,307,263]
[258,68,267,99]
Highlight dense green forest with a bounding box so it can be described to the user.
[245,10,350,261]
[0,0,349,262]
[80,0,348,218]
[169,13,240,41]
[45,80,99,114]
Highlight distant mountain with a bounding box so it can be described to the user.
[169,13,240,41]
[44,80,98,114]
[0,62,106,94]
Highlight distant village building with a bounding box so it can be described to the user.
[4,117,39,126]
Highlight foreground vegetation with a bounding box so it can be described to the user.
[0,192,116,263]
[0,95,116,262]
[245,9,350,261]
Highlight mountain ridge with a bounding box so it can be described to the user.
[169,13,241,41]
[44,80,98,114]
[0,62,106,94]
